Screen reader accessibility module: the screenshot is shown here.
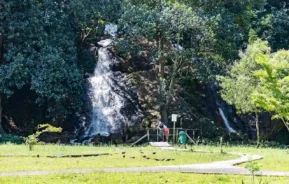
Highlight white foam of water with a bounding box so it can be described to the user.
[105,24,117,37]
[218,108,237,133]
[84,47,126,137]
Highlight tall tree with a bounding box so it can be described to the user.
[118,1,209,123]
[174,0,265,82]
[253,1,289,51]
[0,0,122,127]
[252,49,289,132]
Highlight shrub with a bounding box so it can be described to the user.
[0,135,24,144]
[25,124,62,151]
[245,159,261,184]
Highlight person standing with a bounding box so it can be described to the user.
[178,131,187,148]
[157,121,169,142]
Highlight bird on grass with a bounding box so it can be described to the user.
[154,159,159,161]
[142,155,147,158]
[166,159,171,161]
[152,152,156,154]
[130,156,135,159]
[146,157,150,160]
[122,152,126,154]
[123,155,125,158]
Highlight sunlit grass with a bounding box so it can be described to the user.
[0,143,288,173]
[0,144,237,172]
[0,144,288,183]
[1,172,289,184]
[193,144,289,172]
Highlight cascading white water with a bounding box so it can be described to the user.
[83,46,126,138]
[218,108,236,133]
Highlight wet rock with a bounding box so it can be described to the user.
[38,131,75,143]
[97,39,113,47]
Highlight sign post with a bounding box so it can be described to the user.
[171,114,178,144]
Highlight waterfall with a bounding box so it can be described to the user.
[218,108,237,133]
[83,45,126,139]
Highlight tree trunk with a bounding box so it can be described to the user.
[161,107,168,124]
[281,118,289,132]
[166,63,177,107]
[162,62,178,124]
[255,113,260,148]
[159,62,165,80]
[159,62,168,123]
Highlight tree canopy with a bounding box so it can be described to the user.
[0,0,121,121]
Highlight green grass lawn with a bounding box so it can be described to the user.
[0,144,288,183]
[191,145,289,172]
[0,144,237,172]
[1,172,289,184]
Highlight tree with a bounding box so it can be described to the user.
[221,34,289,139]
[117,1,209,123]
[218,31,270,146]
[254,6,289,51]
[119,1,206,122]
[0,0,122,127]
[175,0,265,82]
[252,49,289,132]
[0,0,84,122]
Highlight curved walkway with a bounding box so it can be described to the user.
[103,153,289,176]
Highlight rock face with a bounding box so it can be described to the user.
[38,131,75,143]
[204,84,249,139]
[206,84,242,131]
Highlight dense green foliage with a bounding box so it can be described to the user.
[218,31,264,115]
[118,1,211,122]
[220,34,289,143]
[0,0,120,123]
[1,0,289,142]
[252,48,289,131]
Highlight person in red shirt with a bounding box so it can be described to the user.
[157,121,169,142]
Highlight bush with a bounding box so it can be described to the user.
[0,135,24,144]
[25,124,62,151]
